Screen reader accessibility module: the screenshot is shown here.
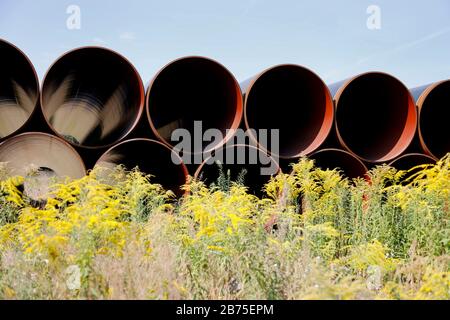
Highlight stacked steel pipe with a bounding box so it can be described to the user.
[0,38,448,197]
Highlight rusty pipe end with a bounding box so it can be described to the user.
[146,56,243,154]
[388,152,437,182]
[194,144,280,196]
[243,64,334,159]
[416,80,450,159]
[95,138,189,197]
[0,132,86,178]
[309,148,368,179]
[0,39,39,141]
[334,72,417,163]
[41,46,145,149]
[388,153,437,171]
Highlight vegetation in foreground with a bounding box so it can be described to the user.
[0,156,449,300]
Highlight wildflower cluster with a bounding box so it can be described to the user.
[0,156,448,299]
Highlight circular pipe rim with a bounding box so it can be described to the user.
[0,38,40,141]
[40,46,145,150]
[0,131,87,175]
[388,152,437,167]
[243,64,334,159]
[193,143,281,179]
[95,138,190,195]
[415,80,450,159]
[309,148,368,178]
[333,71,417,163]
[145,56,243,153]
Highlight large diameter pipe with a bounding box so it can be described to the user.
[329,72,417,163]
[194,144,280,196]
[95,139,188,197]
[388,153,436,182]
[241,65,334,159]
[411,80,450,159]
[41,47,144,149]
[388,153,436,171]
[0,132,86,177]
[146,56,243,154]
[0,132,86,179]
[0,39,39,140]
[0,132,86,201]
[309,148,368,179]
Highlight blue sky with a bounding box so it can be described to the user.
[0,0,449,87]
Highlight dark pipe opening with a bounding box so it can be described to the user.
[0,40,39,139]
[419,81,450,159]
[0,132,86,178]
[194,144,280,197]
[389,153,436,171]
[335,73,416,162]
[388,153,436,182]
[41,47,144,148]
[96,139,188,197]
[244,65,333,158]
[146,57,243,153]
[309,148,368,179]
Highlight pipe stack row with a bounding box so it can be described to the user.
[0,39,448,197]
